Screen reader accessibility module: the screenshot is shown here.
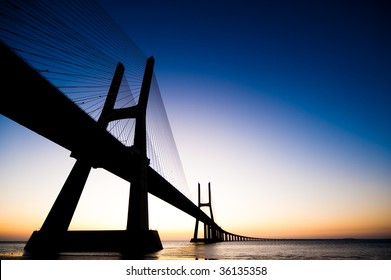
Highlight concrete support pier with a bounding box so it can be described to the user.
[191,182,222,243]
[22,54,162,255]
[25,230,162,255]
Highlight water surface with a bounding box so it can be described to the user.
[1,239,390,260]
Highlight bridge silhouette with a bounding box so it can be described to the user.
[0,0,261,255]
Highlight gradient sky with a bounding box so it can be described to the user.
[1,0,391,241]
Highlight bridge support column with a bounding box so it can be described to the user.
[124,56,162,254]
[191,182,219,243]
[25,160,91,254]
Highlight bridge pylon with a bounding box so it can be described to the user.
[23,54,162,255]
[191,182,221,243]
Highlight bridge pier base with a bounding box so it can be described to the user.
[123,229,163,255]
[24,229,162,256]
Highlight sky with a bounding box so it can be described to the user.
[1,0,391,241]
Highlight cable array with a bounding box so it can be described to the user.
[147,75,190,196]
[0,0,146,119]
[0,0,189,198]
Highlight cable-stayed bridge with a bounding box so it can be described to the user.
[0,0,261,255]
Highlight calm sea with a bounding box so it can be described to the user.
[1,239,390,260]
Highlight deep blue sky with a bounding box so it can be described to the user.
[100,0,391,150]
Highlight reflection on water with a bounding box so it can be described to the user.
[155,240,391,260]
[1,240,390,260]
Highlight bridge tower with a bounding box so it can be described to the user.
[191,182,220,242]
[24,55,162,255]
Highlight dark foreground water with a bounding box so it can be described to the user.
[1,239,390,260]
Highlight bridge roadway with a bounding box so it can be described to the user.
[0,42,259,243]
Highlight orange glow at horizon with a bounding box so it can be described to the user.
[227,214,391,240]
[2,191,390,241]
[1,223,390,242]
